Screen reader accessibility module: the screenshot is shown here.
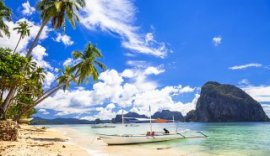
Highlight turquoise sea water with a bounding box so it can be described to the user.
[46,122,270,156]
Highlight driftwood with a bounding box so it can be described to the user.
[28,143,54,147]
[31,137,68,142]
[156,147,172,150]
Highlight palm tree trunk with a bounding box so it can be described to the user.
[35,84,63,105]
[15,84,64,121]
[26,18,49,58]
[13,34,22,53]
[0,89,4,102]
[0,87,16,119]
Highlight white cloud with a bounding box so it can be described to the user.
[242,85,270,103]
[126,60,149,68]
[238,79,250,86]
[0,18,50,53]
[63,58,73,66]
[82,104,117,120]
[38,109,49,115]
[54,33,74,46]
[37,88,95,116]
[261,104,270,117]
[145,33,154,43]
[22,1,36,16]
[38,66,197,119]
[212,36,222,46]
[229,63,262,70]
[32,45,56,88]
[79,0,169,58]
[32,45,53,70]
[44,71,56,89]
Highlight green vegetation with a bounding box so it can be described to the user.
[0,0,11,37]
[0,0,105,122]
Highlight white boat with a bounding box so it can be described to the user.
[99,133,183,145]
[98,107,207,145]
[125,124,139,127]
[91,125,116,129]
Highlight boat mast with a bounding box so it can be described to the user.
[173,115,177,133]
[121,109,124,125]
[149,105,152,132]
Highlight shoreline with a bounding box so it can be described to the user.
[0,124,89,156]
[0,124,183,156]
[52,126,187,156]
[1,123,269,156]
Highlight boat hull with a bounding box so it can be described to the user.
[99,134,183,145]
[91,125,116,129]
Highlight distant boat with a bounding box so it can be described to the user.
[153,118,169,123]
[91,125,116,129]
[121,110,139,127]
[99,133,183,145]
[124,124,139,127]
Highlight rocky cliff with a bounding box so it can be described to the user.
[152,110,184,121]
[185,81,269,122]
[112,112,148,123]
[112,110,183,123]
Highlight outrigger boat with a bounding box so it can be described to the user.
[99,107,207,145]
[99,132,183,145]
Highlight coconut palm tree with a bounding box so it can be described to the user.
[0,0,11,37]
[18,43,105,119]
[13,21,31,53]
[3,0,86,117]
[26,0,86,58]
[72,43,106,84]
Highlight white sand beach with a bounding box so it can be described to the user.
[0,125,184,156]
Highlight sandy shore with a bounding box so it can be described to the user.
[0,125,89,156]
[54,127,189,156]
[0,125,195,156]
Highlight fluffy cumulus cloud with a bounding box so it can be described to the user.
[54,33,74,46]
[229,63,262,70]
[261,104,270,117]
[212,36,222,46]
[32,45,56,88]
[79,0,169,58]
[0,18,50,53]
[38,66,198,119]
[22,1,36,16]
[241,85,270,117]
[242,85,270,103]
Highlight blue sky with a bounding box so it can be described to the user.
[2,0,270,119]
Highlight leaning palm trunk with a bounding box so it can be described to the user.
[0,87,16,119]
[35,84,64,105]
[14,84,64,121]
[26,19,49,58]
[13,34,22,53]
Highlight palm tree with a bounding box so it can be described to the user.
[72,43,106,84]
[18,43,105,119]
[0,0,11,37]
[26,0,86,58]
[13,21,31,53]
[3,0,86,117]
